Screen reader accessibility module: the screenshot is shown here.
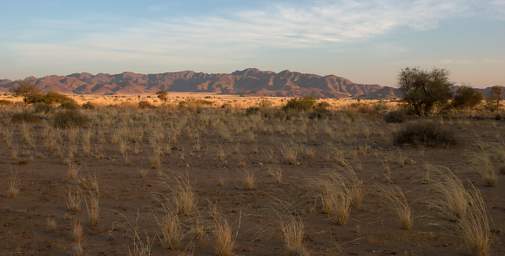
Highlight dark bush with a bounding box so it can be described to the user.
[82,101,96,110]
[309,102,332,119]
[60,100,80,110]
[11,111,43,123]
[452,86,483,109]
[52,110,90,128]
[138,101,156,109]
[384,110,407,123]
[0,99,13,105]
[33,102,53,113]
[245,107,260,115]
[394,121,457,147]
[283,97,317,112]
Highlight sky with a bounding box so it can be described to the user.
[1,0,504,87]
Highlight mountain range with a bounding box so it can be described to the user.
[1,68,502,99]
[0,69,400,99]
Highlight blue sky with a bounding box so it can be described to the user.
[1,0,504,86]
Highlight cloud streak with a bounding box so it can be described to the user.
[5,0,504,83]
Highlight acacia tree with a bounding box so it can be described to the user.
[11,82,42,103]
[399,67,453,116]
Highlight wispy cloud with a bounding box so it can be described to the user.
[14,0,474,53]
[5,0,504,82]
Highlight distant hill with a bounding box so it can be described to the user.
[0,69,401,99]
[1,69,502,99]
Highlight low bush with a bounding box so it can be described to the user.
[11,111,43,123]
[283,97,316,112]
[394,121,457,147]
[452,87,483,109]
[52,110,90,128]
[33,102,53,113]
[384,110,407,123]
[138,101,156,109]
[60,100,80,110]
[82,101,96,110]
[309,102,332,119]
[0,99,13,105]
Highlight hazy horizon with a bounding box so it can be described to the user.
[1,0,504,87]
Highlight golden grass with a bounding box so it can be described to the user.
[378,185,413,230]
[173,175,197,216]
[66,187,82,212]
[458,185,492,256]
[472,154,498,187]
[67,164,79,180]
[243,170,256,190]
[158,210,183,250]
[84,192,100,226]
[281,216,309,256]
[267,167,283,184]
[213,217,235,256]
[319,173,352,225]
[7,170,20,198]
[46,217,57,231]
[128,230,153,256]
[428,166,469,220]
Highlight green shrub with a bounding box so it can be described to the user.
[384,110,407,123]
[452,86,483,109]
[394,121,457,147]
[283,97,317,112]
[52,110,90,128]
[11,111,43,123]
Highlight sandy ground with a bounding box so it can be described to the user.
[0,100,504,256]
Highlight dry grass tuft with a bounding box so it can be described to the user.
[129,230,153,256]
[7,170,20,198]
[267,167,283,184]
[72,219,84,243]
[46,217,57,231]
[66,187,83,212]
[378,185,413,230]
[243,170,256,190]
[67,164,79,180]
[213,217,235,256]
[157,210,183,250]
[317,168,363,225]
[458,185,492,256]
[281,216,309,256]
[428,166,469,220]
[173,175,197,216]
[472,154,497,187]
[318,173,352,225]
